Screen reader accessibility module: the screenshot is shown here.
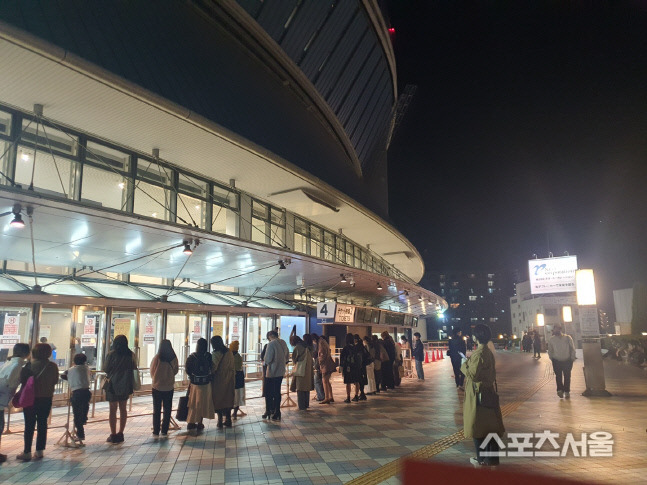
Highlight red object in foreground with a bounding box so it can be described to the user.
[403,459,595,485]
[440,349,444,359]
[424,351,430,364]
[431,350,436,362]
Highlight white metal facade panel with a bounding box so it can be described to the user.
[280,1,332,62]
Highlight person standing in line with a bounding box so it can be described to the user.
[185,338,214,435]
[354,335,370,400]
[461,324,505,467]
[363,336,377,394]
[17,343,59,461]
[310,334,325,402]
[211,336,235,428]
[412,332,425,381]
[0,343,30,462]
[149,339,179,439]
[318,335,336,404]
[61,353,92,443]
[229,341,246,419]
[380,333,396,390]
[290,335,314,410]
[341,334,361,403]
[533,331,542,358]
[547,324,576,399]
[448,328,467,390]
[263,330,287,420]
[103,335,136,444]
[371,335,384,393]
[393,336,404,387]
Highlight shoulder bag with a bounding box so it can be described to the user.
[12,365,46,409]
[292,356,306,377]
[175,387,190,422]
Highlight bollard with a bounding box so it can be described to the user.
[424,351,430,364]
[431,350,436,362]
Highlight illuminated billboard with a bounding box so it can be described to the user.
[528,255,578,295]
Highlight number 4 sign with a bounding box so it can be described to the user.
[317,302,336,319]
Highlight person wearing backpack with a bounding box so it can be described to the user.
[185,338,214,435]
[17,343,59,461]
[150,340,179,438]
[0,343,30,463]
[341,334,361,403]
[104,335,137,444]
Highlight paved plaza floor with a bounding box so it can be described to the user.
[0,351,645,484]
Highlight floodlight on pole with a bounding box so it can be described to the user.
[537,313,545,327]
[562,306,573,323]
[576,269,596,305]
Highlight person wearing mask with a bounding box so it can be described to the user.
[448,328,467,390]
[310,334,325,402]
[412,332,425,381]
[547,324,577,399]
[290,335,314,410]
[211,335,235,428]
[380,332,396,390]
[0,343,30,462]
[186,338,214,435]
[230,341,245,419]
[461,324,505,467]
[533,332,542,359]
[61,353,92,443]
[263,330,287,420]
[363,336,377,395]
[317,335,336,404]
[340,334,361,403]
[103,335,137,444]
[354,335,369,400]
[371,335,384,393]
[149,339,179,438]
[17,343,59,461]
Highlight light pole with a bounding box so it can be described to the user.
[576,269,611,397]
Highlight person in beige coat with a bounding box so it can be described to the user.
[150,339,179,438]
[211,336,235,428]
[290,335,314,410]
[461,323,504,467]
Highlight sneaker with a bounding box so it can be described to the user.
[161,433,168,439]
[564,392,570,399]
[16,452,31,462]
[343,398,351,403]
[152,433,160,440]
[106,434,116,443]
[34,450,43,459]
[113,432,124,443]
[469,457,482,466]
[359,393,367,401]
[557,390,564,398]
[351,396,359,402]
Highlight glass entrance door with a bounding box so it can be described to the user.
[139,312,162,371]
[75,306,105,369]
[167,312,188,366]
[0,305,32,364]
[40,306,73,369]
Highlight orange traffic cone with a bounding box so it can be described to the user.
[431,350,436,362]
[424,351,430,364]
[437,349,441,361]
[440,349,444,360]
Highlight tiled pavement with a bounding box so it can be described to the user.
[0,351,645,484]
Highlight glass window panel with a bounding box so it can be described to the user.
[167,313,188,376]
[85,141,129,172]
[184,291,235,305]
[311,236,321,258]
[81,164,128,210]
[111,311,136,352]
[0,306,32,364]
[76,308,103,369]
[138,312,163,379]
[0,140,9,186]
[40,306,73,370]
[294,218,308,235]
[252,200,268,219]
[84,282,152,300]
[178,173,207,199]
[228,315,244,347]
[0,110,11,136]
[177,193,206,228]
[270,207,284,226]
[15,145,75,198]
[213,184,238,210]
[254,298,294,309]
[133,180,170,220]
[270,224,285,247]
[0,275,28,291]
[246,315,260,361]
[212,205,238,237]
[136,158,172,186]
[138,286,198,304]
[252,218,267,243]
[294,232,307,253]
[21,120,77,156]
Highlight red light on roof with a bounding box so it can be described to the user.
[388,28,395,34]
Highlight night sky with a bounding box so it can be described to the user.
[386,1,647,312]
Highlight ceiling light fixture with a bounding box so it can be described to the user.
[377,282,383,290]
[183,241,193,256]
[340,274,347,283]
[10,212,25,228]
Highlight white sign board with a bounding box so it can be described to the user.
[579,306,600,337]
[143,318,156,343]
[317,302,336,320]
[529,255,578,295]
[1,314,20,349]
[335,304,355,323]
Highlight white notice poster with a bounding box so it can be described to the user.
[1,314,20,349]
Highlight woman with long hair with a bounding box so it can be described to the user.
[317,336,335,404]
[341,333,361,403]
[211,335,235,428]
[371,335,383,393]
[229,341,245,419]
[290,334,314,410]
[104,335,137,444]
[150,339,179,438]
[186,338,214,435]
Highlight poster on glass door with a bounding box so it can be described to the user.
[82,316,97,347]
[1,314,20,349]
[192,320,202,343]
[143,318,156,343]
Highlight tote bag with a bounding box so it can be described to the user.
[133,369,141,391]
[11,364,46,409]
[292,358,306,377]
[175,388,190,422]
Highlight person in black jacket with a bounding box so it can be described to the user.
[354,334,370,401]
[340,334,361,403]
[412,332,425,380]
[380,332,396,390]
[448,328,467,389]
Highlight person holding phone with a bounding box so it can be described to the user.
[448,328,467,390]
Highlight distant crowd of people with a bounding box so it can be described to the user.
[0,329,427,463]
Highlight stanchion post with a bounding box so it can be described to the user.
[57,387,80,448]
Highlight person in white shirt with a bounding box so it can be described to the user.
[62,353,92,441]
[0,343,30,462]
[263,331,287,421]
[547,324,577,399]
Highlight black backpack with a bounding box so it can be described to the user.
[190,352,212,385]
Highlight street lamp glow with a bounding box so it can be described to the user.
[576,269,597,306]
[562,305,573,323]
[537,313,545,327]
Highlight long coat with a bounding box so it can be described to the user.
[460,343,505,439]
[291,343,314,392]
[212,349,235,410]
